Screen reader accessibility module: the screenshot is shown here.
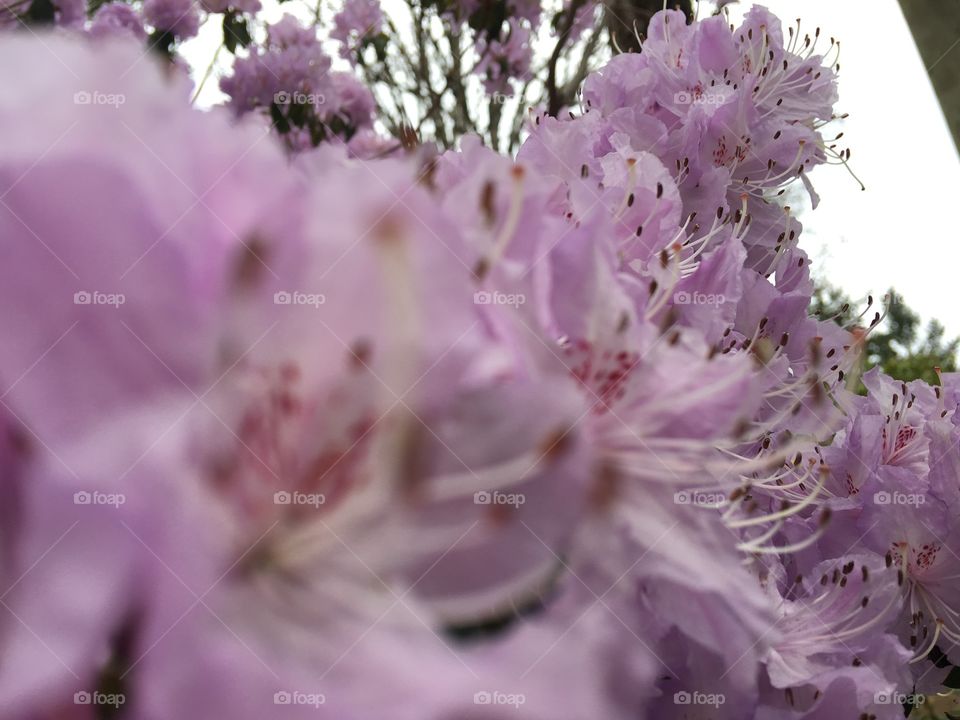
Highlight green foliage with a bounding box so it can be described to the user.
[222,10,252,55]
[908,690,960,720]
[814,280,960,717]
[23,0,56,25]
[86,0,113,21]
[811,280,958,388]
[147,29,177,61]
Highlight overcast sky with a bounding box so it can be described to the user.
[183,0,960,336]
[725,0,960,338]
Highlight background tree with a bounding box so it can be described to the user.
[811,280,959,387]
[334,0,692,151]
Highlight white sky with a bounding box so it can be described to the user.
[726,0,960,338]
[182,0,960,336]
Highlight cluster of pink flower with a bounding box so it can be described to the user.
[2,0,601,148]
[0,6,957,720]
[219,15,378,152]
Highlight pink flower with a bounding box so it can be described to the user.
[143,0,199,38]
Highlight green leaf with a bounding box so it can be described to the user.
[269,102,291,134]
[366,32,389,63]
[147,29,176,61]
[467,0,507,39]
[928,644,954,669]
[222,10,252,54]
[86,0,113,20]
[944,665,960,689]
[23,0,56,25]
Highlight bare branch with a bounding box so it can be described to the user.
[546,0,588,116]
